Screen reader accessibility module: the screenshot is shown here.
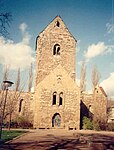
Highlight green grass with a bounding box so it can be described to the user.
[1,130,27,143]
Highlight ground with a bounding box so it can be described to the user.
[0,129,114,150]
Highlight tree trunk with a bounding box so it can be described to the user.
[8,113,12,130]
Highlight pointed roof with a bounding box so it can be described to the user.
[96,86,107,97]
[38,15,77,42]
[99,86,107,97]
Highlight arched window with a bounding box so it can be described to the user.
[59,92,63,105]
[53,44,60,55]
[19,99,23,112]
[52,92,57,105]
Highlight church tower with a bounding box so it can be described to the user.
[35,16,76,85]
[34,16,80,129]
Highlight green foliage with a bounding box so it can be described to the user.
[1,130,26,142]
[82,116,94,130]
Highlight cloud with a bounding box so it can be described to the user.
[19,23,27,33]
[0,23,34,70]
[84,42,114,61]
[100,72,114,99]
[19,22,31,44]
[84,42,108,60]
[106,23,114,34]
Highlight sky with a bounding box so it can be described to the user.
[0,0,114,99]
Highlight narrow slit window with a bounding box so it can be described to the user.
[59,92,63,105]
[19,99,23,112]
[56,21,60,27]
[52,92,57,105]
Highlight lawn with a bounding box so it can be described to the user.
[1,130,27,143]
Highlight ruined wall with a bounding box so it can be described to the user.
[81,86,107,123]
[0,90,34,125]
[93,87,107,123]
[17,92,34,123]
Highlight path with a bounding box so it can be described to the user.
[0,129,114,150]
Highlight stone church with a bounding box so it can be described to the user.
[34,16,80,129]
[33,16,107,129]
[2,16,107,130]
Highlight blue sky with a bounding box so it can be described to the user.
[0,0,114,98]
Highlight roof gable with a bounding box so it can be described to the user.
[38,16,76,42]
[36,64,79,91]
[95,86,107,97]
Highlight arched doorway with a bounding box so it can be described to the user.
[52,113,61,127]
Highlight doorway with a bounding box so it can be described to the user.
[52,113,61,127]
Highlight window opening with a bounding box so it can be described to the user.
[57,46,60,55]
[56,21,60,27]
[59,92,63,105]
[52,92,57,105]
[19,99,23,112]
[89,105,92,111]
[53,44,60,55]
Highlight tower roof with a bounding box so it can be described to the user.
[38,15,77,42]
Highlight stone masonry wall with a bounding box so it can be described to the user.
[35,16,76,86]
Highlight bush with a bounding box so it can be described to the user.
[10,120,18,128]
[106,123,114,131]
[16,116,33,129]
[93,120,107,131]
[93,121,100,131]
[82,116,94,130]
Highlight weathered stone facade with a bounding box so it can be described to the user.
[80,86,107,128]
[34,16,80,129]
[107,100,114,122]
[15,16,108,129]
[0,16,108,130]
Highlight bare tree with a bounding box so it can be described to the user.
[0,65,10,137]
[92,65,104,129]
[15,68,20,91]
[3,65,9,81]
[6,91,22,130]
[0,0,12,37]
[80,61,86,93]
[6,68,23,130]
[92,65,100,91]
[28,63,33,92]
[0,65,9,108]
